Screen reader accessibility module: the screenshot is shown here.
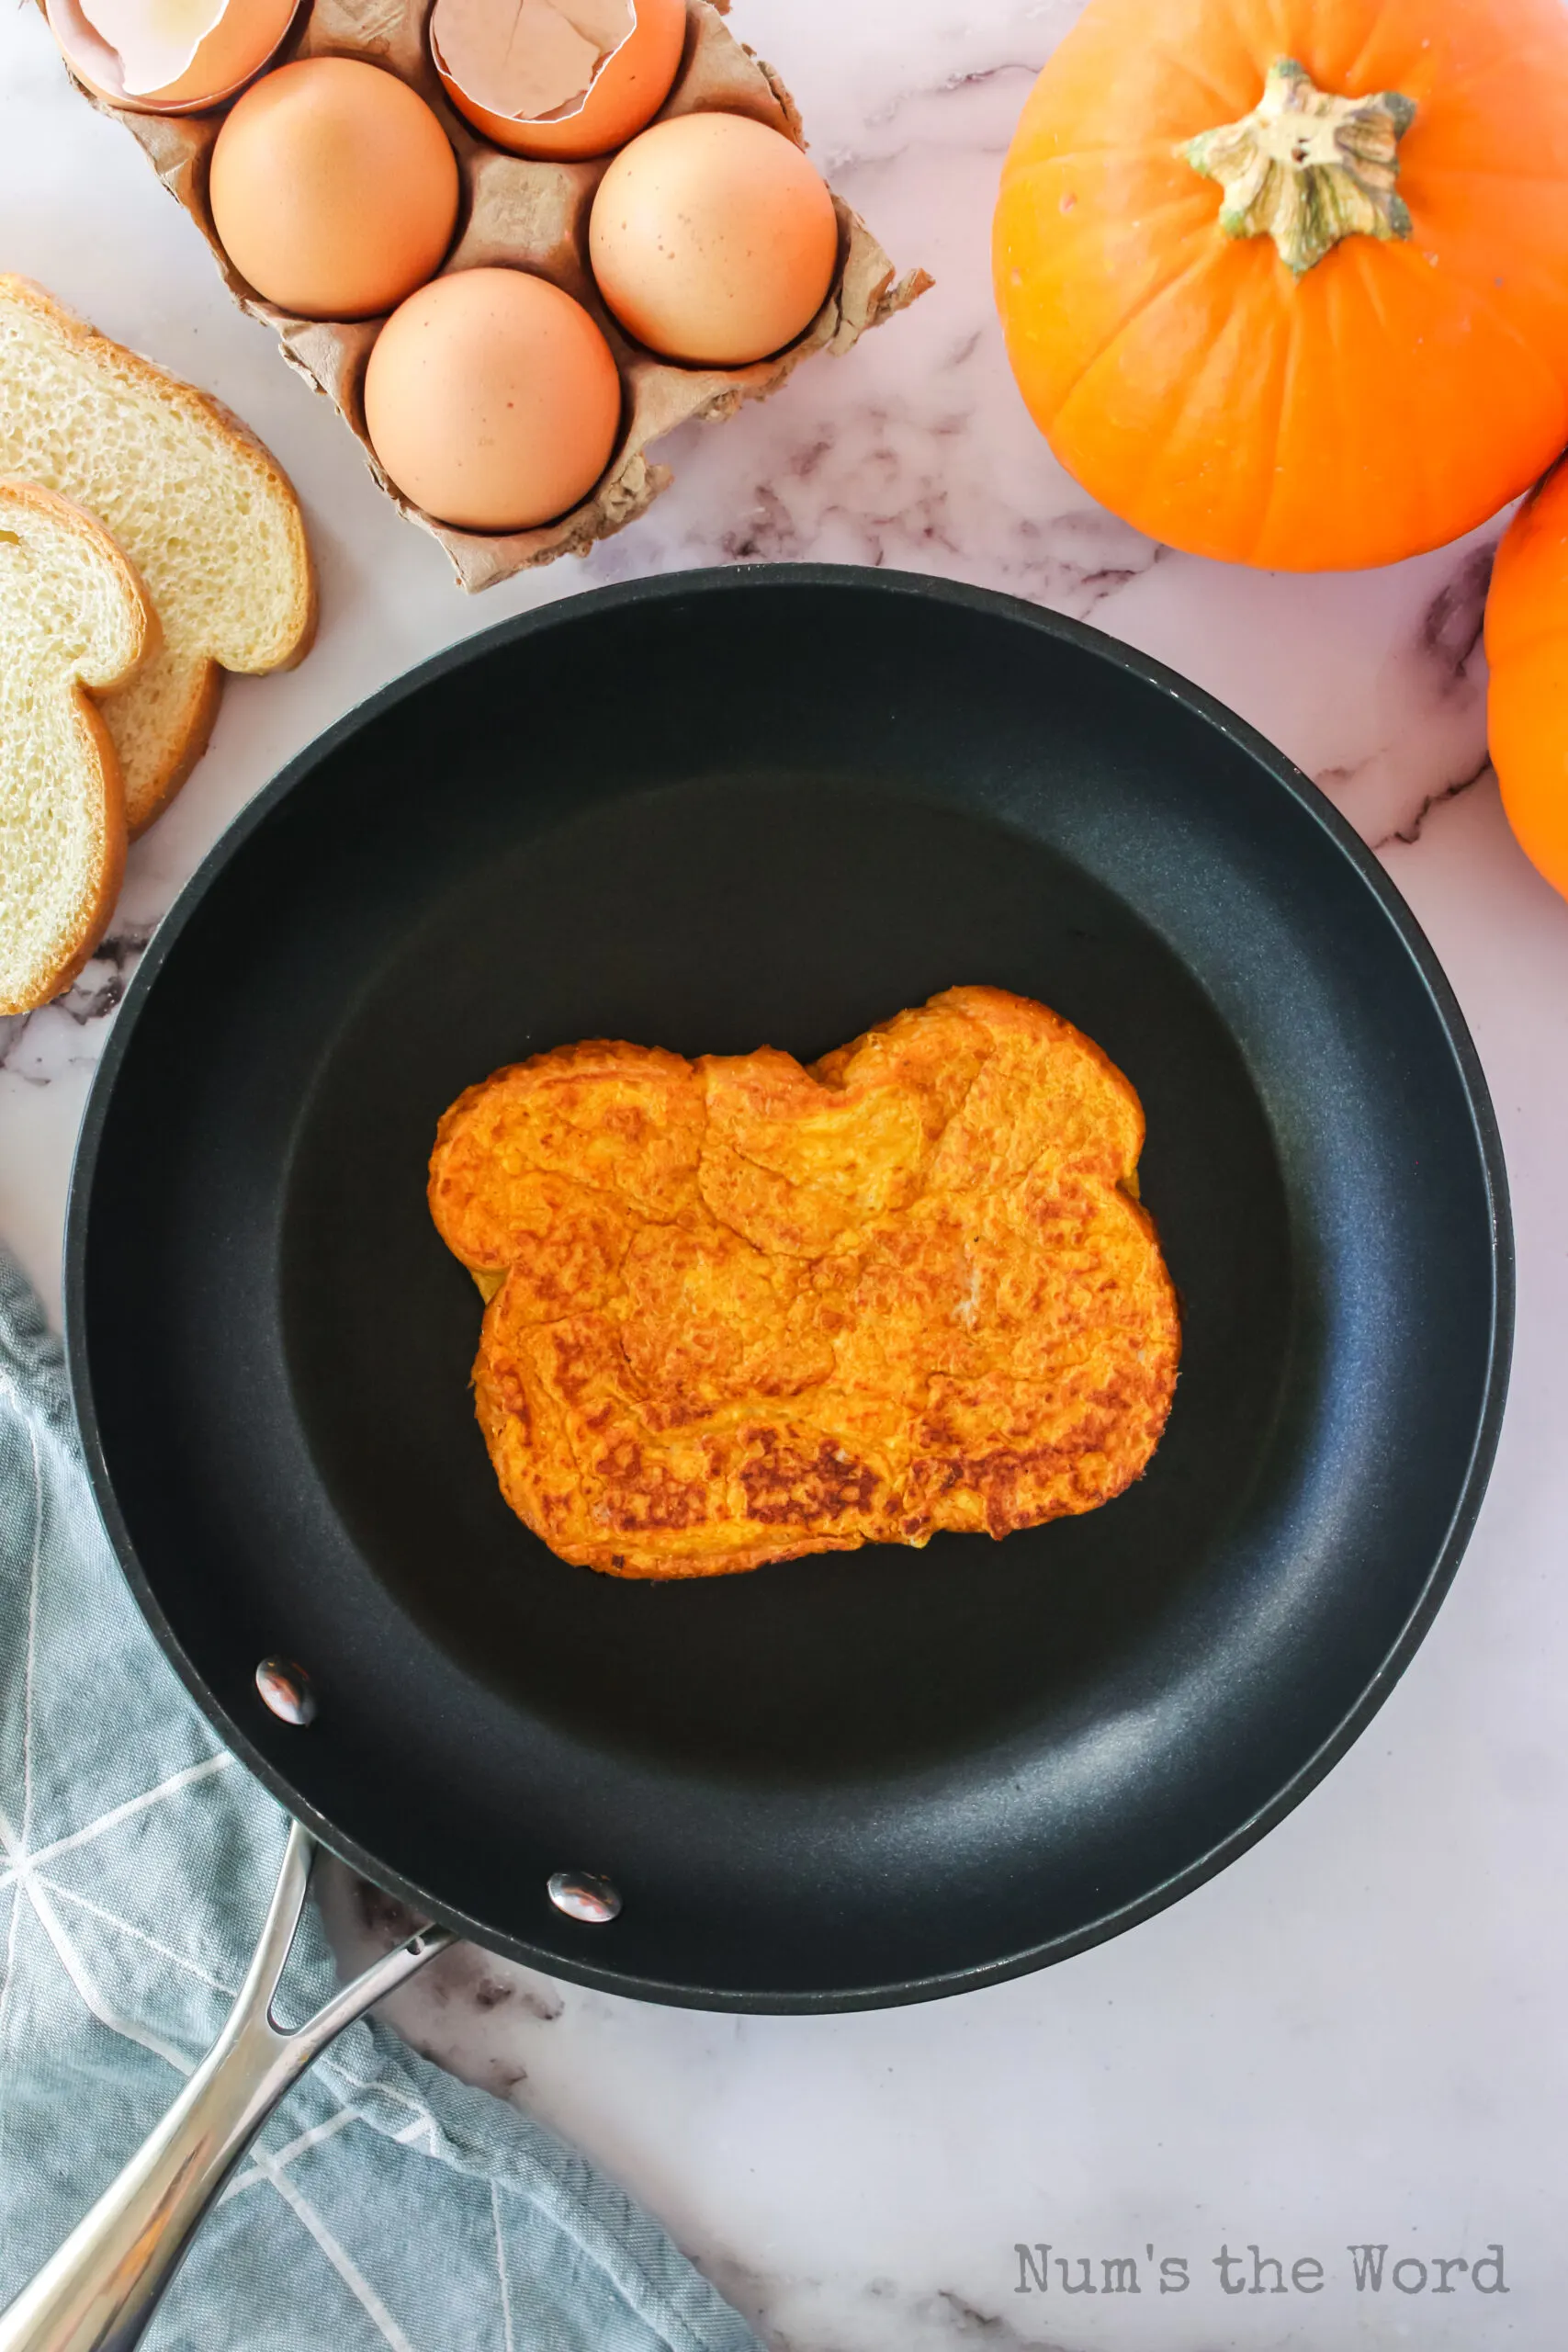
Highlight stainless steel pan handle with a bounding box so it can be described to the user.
[0,1821,454,2352]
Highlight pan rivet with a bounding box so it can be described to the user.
[255,1658,317,1727]
[547,1871,621,1924]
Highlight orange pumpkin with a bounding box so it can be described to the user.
[994,0,1568,571]
[1485,459,1568,900]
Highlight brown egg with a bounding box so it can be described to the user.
[209,59,459,320]
[589,112,839,367]
[433,0,685,162]
[364,267,622,532]
[47,0,298,112]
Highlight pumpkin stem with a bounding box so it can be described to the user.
[1182,58,1416,278]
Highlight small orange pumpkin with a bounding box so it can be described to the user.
[1485,459,1568,900]
[994,0,1568,571]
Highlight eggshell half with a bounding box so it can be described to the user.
[209,58,459,320]
[48,0,297,111]
[364,266,623,531]
[432,0,686,161]
[589,112,839,366]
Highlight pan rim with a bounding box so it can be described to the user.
[62,562,1515,2012]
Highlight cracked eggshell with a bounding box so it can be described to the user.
[67,0,932,587]
[432,0,686,161]
[48,0,298,109]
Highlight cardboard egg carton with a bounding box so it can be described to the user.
[68,0,931,588]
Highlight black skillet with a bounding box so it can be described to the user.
[65,564,1512,2013]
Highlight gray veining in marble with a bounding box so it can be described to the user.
[3,2,1567,2345]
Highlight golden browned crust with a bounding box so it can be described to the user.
[0,478,152,1013]
[0,691,129,1017]
[0,275,317,833]
[117,658,222,839]
[0,472,158,654]
[430,987,1181,1577]
[0,278,315,655]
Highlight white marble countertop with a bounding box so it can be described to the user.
[4,3,1568,2346]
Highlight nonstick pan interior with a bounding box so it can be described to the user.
[66,568,1510,2009]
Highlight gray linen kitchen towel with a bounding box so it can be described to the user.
[0,1248,761,2352]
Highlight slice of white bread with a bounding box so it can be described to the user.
[0,276,315,835]
[0,479,156,1015]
